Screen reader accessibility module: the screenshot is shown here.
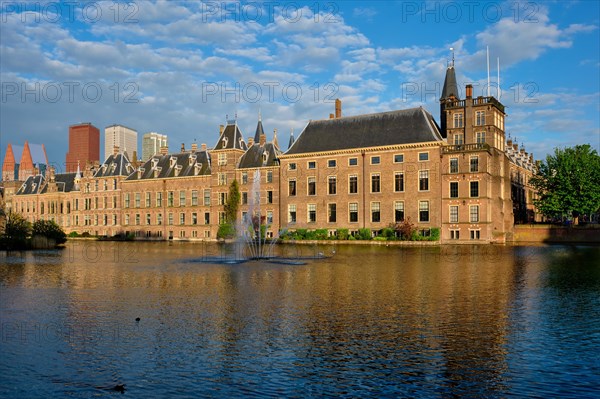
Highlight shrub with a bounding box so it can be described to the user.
[294,229,308,240]
[68,231,79,237]
[32,219,67,245]
[357,228,372,240]
[314,229,328,240]
[429,227,440,241]
[381,227,395,239]
[373,236,387,241]
[0,213,31,250]
[336,228,349,240]
[394,218,416,240]
[217,223,236,239]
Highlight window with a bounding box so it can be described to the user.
[470,205,479,223]
[146,213,151,225]
[476,111,485,126]
[135,214,140,225]
[179,191,186,206]
[450,230,460,240]
[454,134,464,145]
[394,201,404,222]
[267,190,273,204]
[328,176,337,195]
[218,173,227,186]
[349,203,358,223]
[328,203,336,223]
[113,179,117,190]
[242,192,248,204]
[168,213,173,225]
[289,180,296,196]
[470,156,479,173]
[288,163,296,170]
[419,201,430,222]
[419,152,429,161]
[288,204,297,223]
[349,175,358,194]
[191,190,198,206]
[266,211,273,224]
[371,156,380,165]
[450,206,459,223]
[475,132,485,144]
[203,189,211,206]
[157,213,162,225]
[144,192,151,208]
[242,172,248,184]
[266,170,273,183]
[219,192,227,205]
[371,174,381,193]
[470,230,480,240]
[328,160,336,167]
[394,172,404,192]
[450,182,459,198]
[349,158,358,166]
[192,212,198,225]
[470,181,479,197]
[371,202,381,222]
[308,161,316,169]
[156,192,162,207]
[419,170,429,191]
[394,154,404,163]
[124,214,130,225]
[453,113,464,128]
[168,191,174,207]
[450,158,459,173]
[308,177,316,196]
[218,153,227,165]
[180,213,185,225]
[204,212,210,225]
[308,204,316,222]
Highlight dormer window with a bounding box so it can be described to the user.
[222,137,229,148]
[170,156,177,168]
[263,151,269,164]
[152,158,159,169]
[189,155,197,166]
[102,164,107,173]
[154,167,162,178]
[111,163,117,173]
[194,163,202,176]
[137,167,145,179]
[174,165,182,177]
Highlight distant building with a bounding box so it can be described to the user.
[104,124,137,161]
[2,141,48,181]
[142,132,168,161]
[66,123,100,173]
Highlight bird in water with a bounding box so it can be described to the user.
[135,317,140,322]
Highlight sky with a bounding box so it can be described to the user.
[1,0,599,174]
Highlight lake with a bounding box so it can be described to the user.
[1,241,599,398]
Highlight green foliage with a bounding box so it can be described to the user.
[381,227,395,239]
[224,179,241,224]
[429,227,440,241]
[68,231,79,237]
[217,223,236,239]
[314,229,328,240]
[336,228,349,240]
[373,236,387,241]
[357,228,372,240]
[530,144,600,222]
[32,219,67,245]
[0,212,31,250]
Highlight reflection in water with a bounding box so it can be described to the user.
[1,243,599,398]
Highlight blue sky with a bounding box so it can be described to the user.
[1,0,598,173]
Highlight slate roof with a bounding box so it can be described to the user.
[288,131,295,150]
[253,119,265,143]
[94,153,134,178]
[213,122,248,151]
[16,173,78,195]
[238,142,282,169]
[16,175,44,195]
[43,173,77,193]
[441,66,459,100]
[126,151,211,181]
[285,107,443,155]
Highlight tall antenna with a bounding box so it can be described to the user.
[497,57,501,100]
[486,46,490,97]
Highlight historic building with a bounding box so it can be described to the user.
[4,63,539,243]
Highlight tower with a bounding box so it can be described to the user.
[439,49,459,138]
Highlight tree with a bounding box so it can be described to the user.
[32,219,67,245]
[218,179,241,239]
[530,144,600,224]
[1,212,31,250]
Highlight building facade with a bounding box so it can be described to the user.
[142,132,168,161]
[66,123,100,173]
[104,124,137,161]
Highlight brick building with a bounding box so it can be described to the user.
[65,123,100,173]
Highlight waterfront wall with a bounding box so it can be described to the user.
[513,225,600,243]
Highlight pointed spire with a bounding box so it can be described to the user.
[440,60,459,101]
[288,128,295,150]
[258,106,262,122]
[273,128,279,149]
[254,114,265,143]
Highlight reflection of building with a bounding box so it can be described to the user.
[6,62,539,243]
[142,132,168,161]
[104,124,137,161]
[66,123,100,173]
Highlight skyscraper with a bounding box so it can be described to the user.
[142,132,168,161]
[104,124,137,161]
[66,123,100,172]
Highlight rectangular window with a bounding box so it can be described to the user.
[450,158,459,173]
[328,203,336,223]
[470,156,479,173]
[419,170,429,191]
[450,182,459,198]
[450,205,459,223]
[288,163,296,170]
[308,204,316,223]
[349,175,358,194]
[308,161,316,169]
[419,152,429,161]
[476,111,485,126]
[145,192,151,207]
[191,190,198,206]
[470,230,480,240]
[192,212,198,225]
[157,213,162,225]
[203,189,211,206]
[146,213,151,225]
[453,113,464,128]
[371,202,380,222]
[470,181,479,197]
[371,156,380,165]
[394,172,404,192]
[242,192,248,204]
[475,132,486,144]
[454,134,464,145]
[168,191,174,207]
[135,193,140,208]
[168,213,173,225]
[470,205,479,223]
[451,230,460,240]
[180,213,185,225]
[267,190,273,204]
[328,176,337,195]
[419,201,430,222]
[288,180,296,196]
[179,191,186,206]
[266,170,273,183]
[219,192,227,205]
[156,192,162,207]
[288,204,297,223]
[266,211,273,224]
[394,201,404,223]
[308,177,316,196]
[124,193,130,208]
[394,154,404,163]
[218,173,227,186]
[371,174,381,193]
[124,214,129,225]
[218,153,227,166]
[204,212,210,225]
[242,172,248,184]
[135,214,140,225]
[328,160,336,167]
[349,203,358,223]
[349,158,358,166]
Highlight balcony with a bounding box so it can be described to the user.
[444,96,505,113]
[442,143,490,154]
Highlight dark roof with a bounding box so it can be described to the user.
[253,119,265,143]
[214,123,247,151]
[126,151,211,181]
[285,107,443,155]
[441,66,459,100]
[94,153,134,178]
[44,173,77,193]
[16,173,78,195]
[238,142,282,169]
[288,131,295,150]
[16,175,44,195]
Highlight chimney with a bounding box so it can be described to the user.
[248,137,254,147]
[259,133,266,146]
[329,113,334,119]
[181,143,185,152]
[507,139,513,147]
[191,143,198,152]
[160,145,168,155]
[466,84,473,99]
[335,98,342,118]
[513,143,518,151]
[219,125,225,135]
[113,145,119,156]
[201,143,207,151]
